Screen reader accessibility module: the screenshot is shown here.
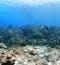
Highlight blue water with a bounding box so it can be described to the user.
[0,1,60,26]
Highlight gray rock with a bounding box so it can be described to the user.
[0,49,6,54]
[0,43,7,49]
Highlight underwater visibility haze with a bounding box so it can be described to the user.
[0,0,60,47]
[0,0,60,26]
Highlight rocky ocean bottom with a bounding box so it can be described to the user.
[0,43,60,65]
[0,25,60,65]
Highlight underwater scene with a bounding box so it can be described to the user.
[0,0,60,65]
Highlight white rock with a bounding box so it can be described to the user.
[23,59,27,65]
[25,45,33,51]
[14,58,24,65]
[48,62,53,65]
[39,54,45,58]
[26,62,35,65]
[48,62,56,65]
[56,60,60,65]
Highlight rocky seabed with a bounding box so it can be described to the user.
[0,43,60,65]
